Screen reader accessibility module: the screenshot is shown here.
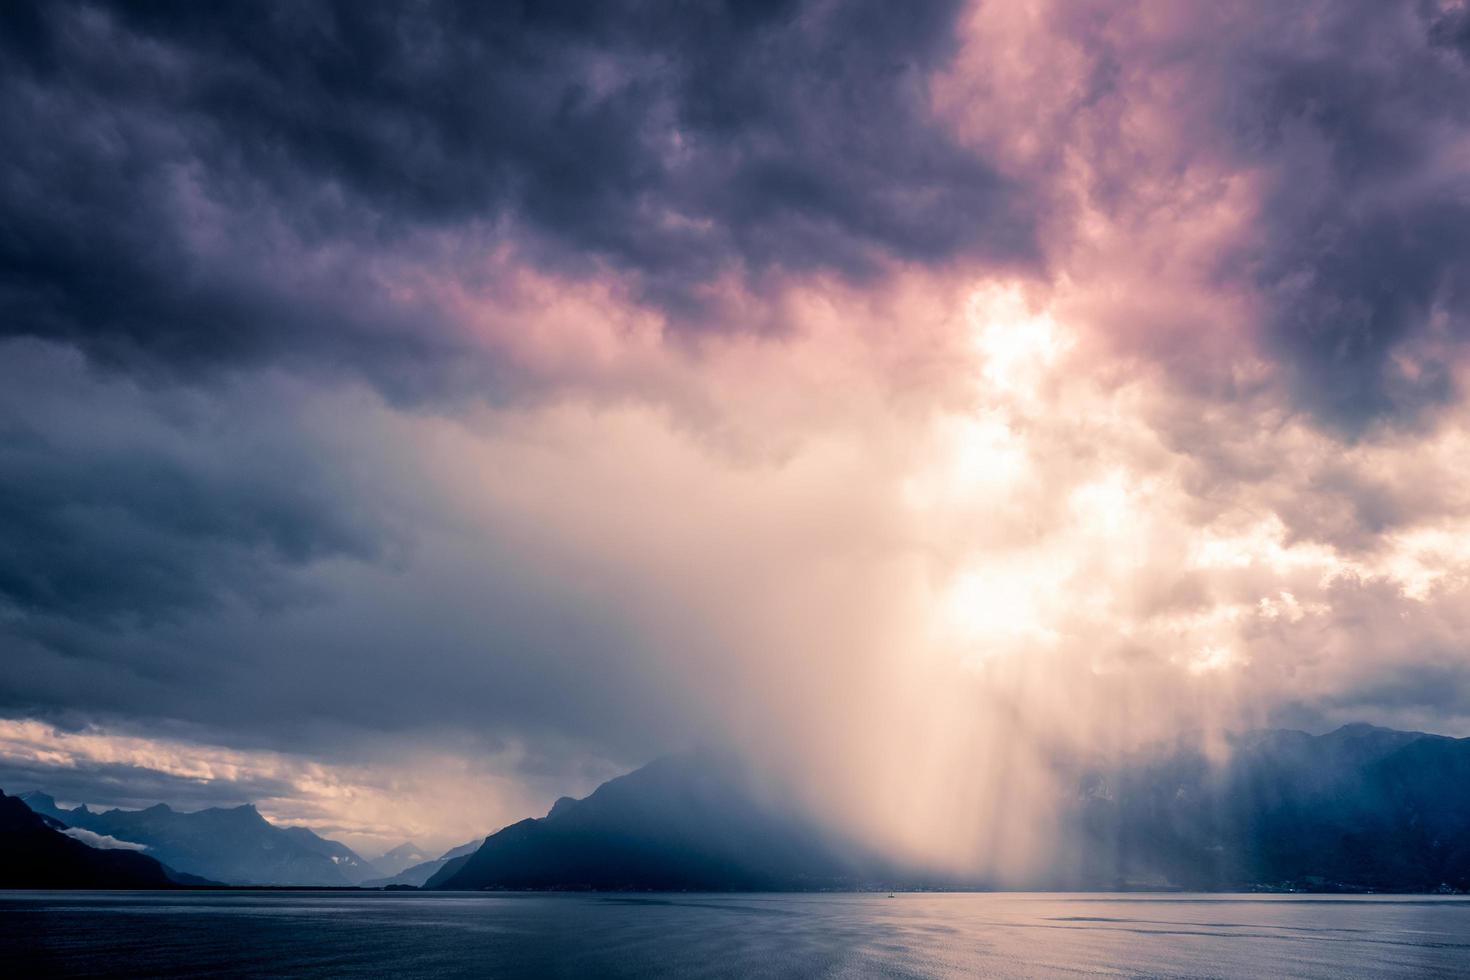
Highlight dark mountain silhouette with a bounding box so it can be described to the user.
[18,793,374,886]
[1070,723,1470,892]
[0,789,214,888]
[429,752,896,891]
[364,838,484,888]
[429,726,1470,893]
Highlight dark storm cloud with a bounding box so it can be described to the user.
[1331,659,1470,718]
[9,0,1470,840]
[1233,1,1470,431]
[0,420,378,626]
[0,342,691,766]
[0,342,386,631]
[0,756,299,813]
[1042,0,1470,431]
[0,0,1041,776]
[0,0,1035,381]
[1268,657,1470,737]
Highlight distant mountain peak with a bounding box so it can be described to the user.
[361,837,483,887]
[376,841,425,862]
[1330,722,1398,735]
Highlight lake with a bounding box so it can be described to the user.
[3,891,1468,978]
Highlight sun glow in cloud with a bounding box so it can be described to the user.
[939,560,1066,656]
[969,283,1071,397]
[881,264,1470,871]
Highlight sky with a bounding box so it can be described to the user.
[3,0,1470,864]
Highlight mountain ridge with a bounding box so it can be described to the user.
[0,790,215,888]
[430,725,1470,893]
[12,723,1470,893]
[1069,723,1470,891]
[18,793,378,886]
[429,751,901,891]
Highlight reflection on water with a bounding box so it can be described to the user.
[3,891,1468,979]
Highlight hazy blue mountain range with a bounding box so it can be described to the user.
[0,790,214,888]
[277,825,381,882]
[370,842,434,878]
[10,724,1469,892]
[17,793,377,886]
[363,838,485,888]
[1069,722,1470,892]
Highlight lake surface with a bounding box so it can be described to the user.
[2,891,1468,978]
